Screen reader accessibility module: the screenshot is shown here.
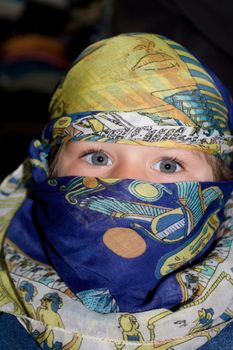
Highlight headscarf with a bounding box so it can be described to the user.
[0,33,233,350]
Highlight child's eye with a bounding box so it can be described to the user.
[152,159,182,173]
[82,151,113,166]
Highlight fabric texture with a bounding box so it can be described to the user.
[20,177,233,313]
[0,33,233,349]
[1,313,233,349]
[47,33,233,160]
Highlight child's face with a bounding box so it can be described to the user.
[54,141,214,182]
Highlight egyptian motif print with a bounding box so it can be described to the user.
[0,154,229,350]
[47,112,232,156]
[45,34,232,164]
[24,176,229,317]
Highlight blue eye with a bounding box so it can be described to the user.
[83,151,112,166]
[152,159,182,173]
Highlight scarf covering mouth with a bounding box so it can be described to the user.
[16,176,232,315]
[0,32,233,349]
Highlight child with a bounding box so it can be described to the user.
[0,33,233,350]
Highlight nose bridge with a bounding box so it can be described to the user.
[110,159,148,181]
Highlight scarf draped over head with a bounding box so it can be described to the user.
[0,33,233,350]
[32,32,233,181]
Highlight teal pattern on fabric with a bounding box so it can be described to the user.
[164,90,224,132]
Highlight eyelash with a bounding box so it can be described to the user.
[80,150,184,166]
[80,148,110,158]
[160,157,184,168]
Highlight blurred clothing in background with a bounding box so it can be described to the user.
[0,0,113,180]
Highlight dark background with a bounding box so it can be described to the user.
[0,0,232,180]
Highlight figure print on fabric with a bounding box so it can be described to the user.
[32,176,231,313]
[130,37,180,71]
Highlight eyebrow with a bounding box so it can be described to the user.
[158,148,206,160]
[189,150,207,160]
[190,150,203,158]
